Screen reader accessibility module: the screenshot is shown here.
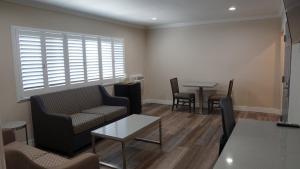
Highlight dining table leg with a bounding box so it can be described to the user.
[198,87,204,113]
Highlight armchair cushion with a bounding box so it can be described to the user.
[82,105,127,122]
[57,153,99,169]
[34,153,69,168]
[71,113,105,134]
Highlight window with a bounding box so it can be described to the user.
[12,26,126,101]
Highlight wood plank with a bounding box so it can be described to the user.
[80,104,280,169]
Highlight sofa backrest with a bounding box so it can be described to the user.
[37,86,103,115]
[76,86,103,110]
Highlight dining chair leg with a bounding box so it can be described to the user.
[189,99,192,112]
[172,98,175,112]
[208,100,211,113]
[212,101,216,113]
[176,99,179,109]
[193,99,196,112]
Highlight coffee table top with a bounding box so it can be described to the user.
[91,114,160,141]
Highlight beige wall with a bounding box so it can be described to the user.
[0,1,284,143]
[0,1,146,141]
[144,18,283,112]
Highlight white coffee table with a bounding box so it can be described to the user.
[91,114,162,169]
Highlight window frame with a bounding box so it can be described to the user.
[11,26,126,101]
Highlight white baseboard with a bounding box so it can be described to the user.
[143,99,281,115]
[143,99,172,105]
[234,106,281,115]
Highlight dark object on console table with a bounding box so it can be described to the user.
[30,85,129,156]
[114,82,142,114]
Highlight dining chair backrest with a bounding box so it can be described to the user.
[227,79,234,97]
[170,78,179,96]
[220,96,236,138]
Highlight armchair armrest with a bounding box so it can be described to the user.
[99,85,129,107]
[5,149,44,169]
[58,153,99,169]
[2,129,16,145]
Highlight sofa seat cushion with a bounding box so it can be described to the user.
[71,113,105,134]
[82,105,127,122]
[4,142,47,160]
[34,153,69,168]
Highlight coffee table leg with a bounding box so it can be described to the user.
[92,135,96,153]
[122,142,127,169]
[25,125,29,145]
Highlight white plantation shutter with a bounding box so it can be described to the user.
[13,26,126,100]
[85,38,100,82]
[113,40,125,79]
[101,39,113,80]
[67,36,85,84]
[45,33,66,87]
[18,30,45,91]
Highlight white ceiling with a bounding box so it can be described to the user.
[6,0,282,28]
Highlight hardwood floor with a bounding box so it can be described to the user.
[82,104,280,169]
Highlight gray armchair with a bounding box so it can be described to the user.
[2,129,99,169]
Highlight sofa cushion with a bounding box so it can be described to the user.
[39,89,81,115]
[82,105,127,122]
[4,142,47,160]
[71,113,105,134]
[34,153,69,168]
[76,86,103,110]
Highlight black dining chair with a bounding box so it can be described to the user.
[170,78,195,112]
[208,79,234,113]
[219,96,236,155]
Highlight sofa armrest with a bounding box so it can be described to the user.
[2,129,16,145]
[5,149,44,169]
[58,153,99,169]
[99,85,129,107]
[31,96,73,130]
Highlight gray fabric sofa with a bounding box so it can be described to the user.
[30,85,129,155]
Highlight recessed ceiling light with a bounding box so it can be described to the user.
[151,17,158,21]
[226,157,233,165]
[228,6,236,11]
